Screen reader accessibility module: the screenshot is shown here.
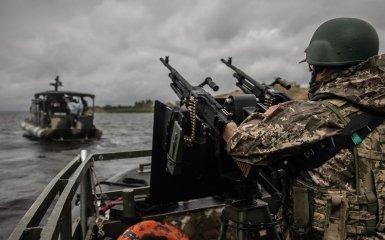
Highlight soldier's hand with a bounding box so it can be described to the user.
[264,105,279,116]
[223,121,237,143]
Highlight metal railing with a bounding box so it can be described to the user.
[8,149,152,240]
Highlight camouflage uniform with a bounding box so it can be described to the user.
[227,55,385,239]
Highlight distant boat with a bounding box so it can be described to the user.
[21,76,102,141]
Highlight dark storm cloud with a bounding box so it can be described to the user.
[0,0,384,110]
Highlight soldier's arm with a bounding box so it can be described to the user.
[223,105,279,143]
[225,100,344,165]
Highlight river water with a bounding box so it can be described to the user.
[0,112,154,239]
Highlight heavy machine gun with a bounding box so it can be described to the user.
[221,57,292,113]
[153,56,249,209]
[160,56,231,140]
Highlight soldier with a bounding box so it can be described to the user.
[223,17,385,239]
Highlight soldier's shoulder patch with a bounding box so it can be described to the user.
[324,99,347,108]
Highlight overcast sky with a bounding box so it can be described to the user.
[0,0,384,111]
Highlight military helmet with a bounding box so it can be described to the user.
[305,17,379,66]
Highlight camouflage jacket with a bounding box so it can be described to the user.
[227,54,385,190]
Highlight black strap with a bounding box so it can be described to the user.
[289,112,385,170]
[310,93,337,101]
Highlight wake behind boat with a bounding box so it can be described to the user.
[21,76,102,141]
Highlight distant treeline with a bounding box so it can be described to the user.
[217,83,308,100]
[95,99,154,113]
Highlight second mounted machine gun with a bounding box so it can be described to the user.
[221,57,292,124]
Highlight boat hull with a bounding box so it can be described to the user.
[21,120,102,141]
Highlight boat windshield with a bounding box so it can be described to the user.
[34,93,94,117]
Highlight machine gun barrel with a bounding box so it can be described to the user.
[160,57,192,99]
[221,58,265,97]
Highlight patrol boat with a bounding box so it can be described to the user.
[21,76,102,141]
